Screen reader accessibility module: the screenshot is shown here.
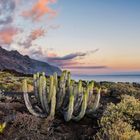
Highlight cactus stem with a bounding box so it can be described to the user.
[49,85,56,118]
[23,79,47,117]
[64,86,74,122]
[72,87,88,121]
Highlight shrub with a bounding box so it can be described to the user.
[109,83,140,99]
[95,95,140,140]
[96,119,140,140]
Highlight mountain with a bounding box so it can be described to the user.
[0,46,62,75]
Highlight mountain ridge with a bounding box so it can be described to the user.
[0,46,62,75]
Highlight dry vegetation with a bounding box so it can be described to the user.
[0,71,140,140]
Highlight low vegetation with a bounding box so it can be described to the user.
[0,71,140,139]
[95,95,140,140]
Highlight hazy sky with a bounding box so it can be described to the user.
[0,0,140,74]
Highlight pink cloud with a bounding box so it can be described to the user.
[31,28,45,40]
[47,52,57,57]
[0,26,20,45]
[21,0,57,21]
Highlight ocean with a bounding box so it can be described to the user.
[72,75,140,83]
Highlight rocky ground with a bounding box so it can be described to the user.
[0,71,140,140]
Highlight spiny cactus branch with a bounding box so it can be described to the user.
[23,79,47,118]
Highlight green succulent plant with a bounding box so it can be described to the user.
[22,71,101,121]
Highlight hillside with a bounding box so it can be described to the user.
[0,46,61,75]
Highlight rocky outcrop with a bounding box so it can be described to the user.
[0,46,62,75]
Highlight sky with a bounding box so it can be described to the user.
[0,0,140,75]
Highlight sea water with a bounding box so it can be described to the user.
[72,75,140,83]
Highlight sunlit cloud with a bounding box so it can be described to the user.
[62,66,108,70]
[48,49,99,61]
[0,0,58,49]
[21,0,57,21]
[0,26,20,45]
[45,49,99,67]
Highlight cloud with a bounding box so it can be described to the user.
[35,48,100,68]
[62,66,108,70]
[0,26,20,45]
[48,24,60,30]
[21,47,99,67]
[0,0,21,46]
[31,28,45,40]
[0,0,16,25]
[0,0,58,49]
[18,28,45,48]
[21,0,57,21]
[48,49,99,61]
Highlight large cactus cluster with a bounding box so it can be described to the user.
[22,71,101,122]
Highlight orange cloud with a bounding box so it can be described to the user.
[0,26,19,45]
[47,52,57,57]
[21,0,57,21]
[31,28,45,40]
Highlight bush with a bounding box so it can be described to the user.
[109,83,140,99]
[96,119,140,140]
[95,95,140,140]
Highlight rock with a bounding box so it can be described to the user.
[0,46,62,75]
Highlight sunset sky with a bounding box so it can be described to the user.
[0,0,140,75]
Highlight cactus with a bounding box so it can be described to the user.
[93,88,101,111]
[56,74,66,109]
[62,70,68,81]
[72,87,89,121]
[49,85,56,118]
[63,86,74,122]
[87,87,101,114]
[22,71,101,121]
[53,72,58,89]
[42,75,49,113]
[36,72,40,78]
[67,71,71,86]
[86,81,95,113]
[42,72,45,76]
[48,76,54,103]
[23,79,47,117]
[33,74,39,100]
[39,76,46,110]
[73,83,83,115]
[78,80,83,93]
